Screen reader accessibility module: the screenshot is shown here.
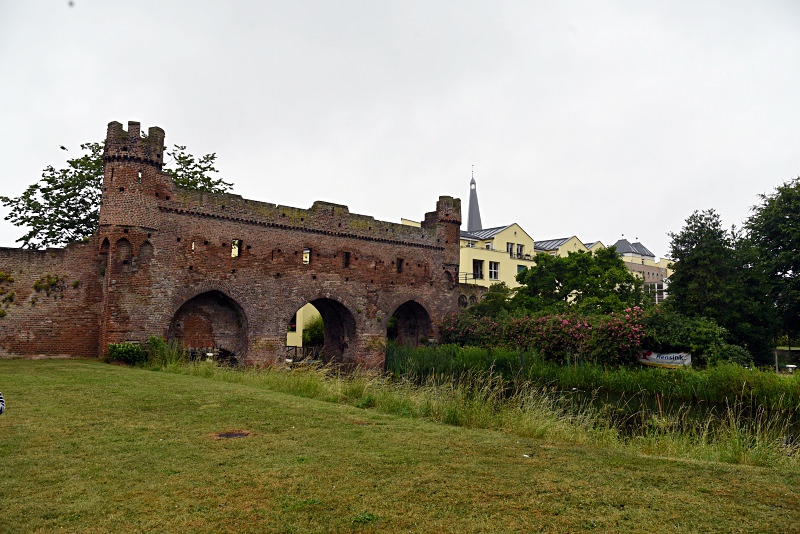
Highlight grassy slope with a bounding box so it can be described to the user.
[1,360,798,533]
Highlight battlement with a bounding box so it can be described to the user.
[422,196,462,227]
[104,121,165,168]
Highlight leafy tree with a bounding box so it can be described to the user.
[666,209,774,363]
[1,142,232,249]
[164,145,233,194]
[512,247,643,314]
[467,282,513,318]
[667,209,734,317]
[746,177,800,344]
[1,142,104,250]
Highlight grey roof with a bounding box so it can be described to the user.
[460,225,512,241]
[534,237,572,251]
[467,177,482,232]
[613,239,655,257]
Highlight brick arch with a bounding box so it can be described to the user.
[388,299,432,346]
[282,291,359,364]
[167,289,248,362]
[167,281,250,326]
[115,238,132,262]
[138,241,154,262]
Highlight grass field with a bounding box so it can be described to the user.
[2,359,799,533]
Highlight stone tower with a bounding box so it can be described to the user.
[98,121,171,349]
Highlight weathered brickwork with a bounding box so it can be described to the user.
[0,121,462,368]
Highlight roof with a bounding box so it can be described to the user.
[467,178,482,232]
[534,237,572,251]
[613,239,655,257]
[460,225,512,241]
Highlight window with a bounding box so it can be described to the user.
[303,248,311,265]
[397,258,404,273]
[485,242,493,250]
[517,265,526,274]
[506,242,514,254]
[489,261,499,280]
[231,239,242,258]
[472,259,484,280]
[465,242,475,248]
[343,251,351,268]
[517,244,524,257]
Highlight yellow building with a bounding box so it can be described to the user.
[286,303,321,348]
[459,223,536,288]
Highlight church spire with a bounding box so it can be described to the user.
[467,166,482,232]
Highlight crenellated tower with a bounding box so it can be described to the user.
[98,121,173,349]
[99,121,171,230]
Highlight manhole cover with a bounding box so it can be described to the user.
[213,430,251,439]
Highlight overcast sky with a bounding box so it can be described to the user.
[1,1,799,258]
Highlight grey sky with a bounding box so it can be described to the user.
[1,1,799,258]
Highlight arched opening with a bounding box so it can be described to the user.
[443,270,455,289]
[285,303,324,362]
[286,298,355,364]
[115,238,132,265]
[138,241,154,263]
[98,238,110,276]
[388,300,432,346]
[167,291,247,366]
[458,294,468,309]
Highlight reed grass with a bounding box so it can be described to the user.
[387,343,800,409]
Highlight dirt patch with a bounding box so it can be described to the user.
[212,430,251,440]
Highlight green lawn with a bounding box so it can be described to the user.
[1,359,799,533]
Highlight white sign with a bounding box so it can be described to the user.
[638,350,691,368]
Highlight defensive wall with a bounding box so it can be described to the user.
[0,121,462,368]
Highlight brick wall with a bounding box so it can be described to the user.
[0,121,461,368]
[0,241,103,358]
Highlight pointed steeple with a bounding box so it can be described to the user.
[467,168,482,232]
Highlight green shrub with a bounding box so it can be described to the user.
[302,315,325,346]
[706,343,754,367]
[105,342,145,365]
[439,308,646,366]
[641,308,728,365]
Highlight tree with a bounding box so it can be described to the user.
[666,209,734,318]
[512,247,643,315]
[1,143,232,249]
[666,209,775,363]
[164,145,233,194]
[467,282,513,318]
[746,177,800,344]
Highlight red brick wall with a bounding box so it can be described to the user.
[0,241,103,358]
[0,121,461,368]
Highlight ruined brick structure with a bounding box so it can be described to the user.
[0,121,462,368]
